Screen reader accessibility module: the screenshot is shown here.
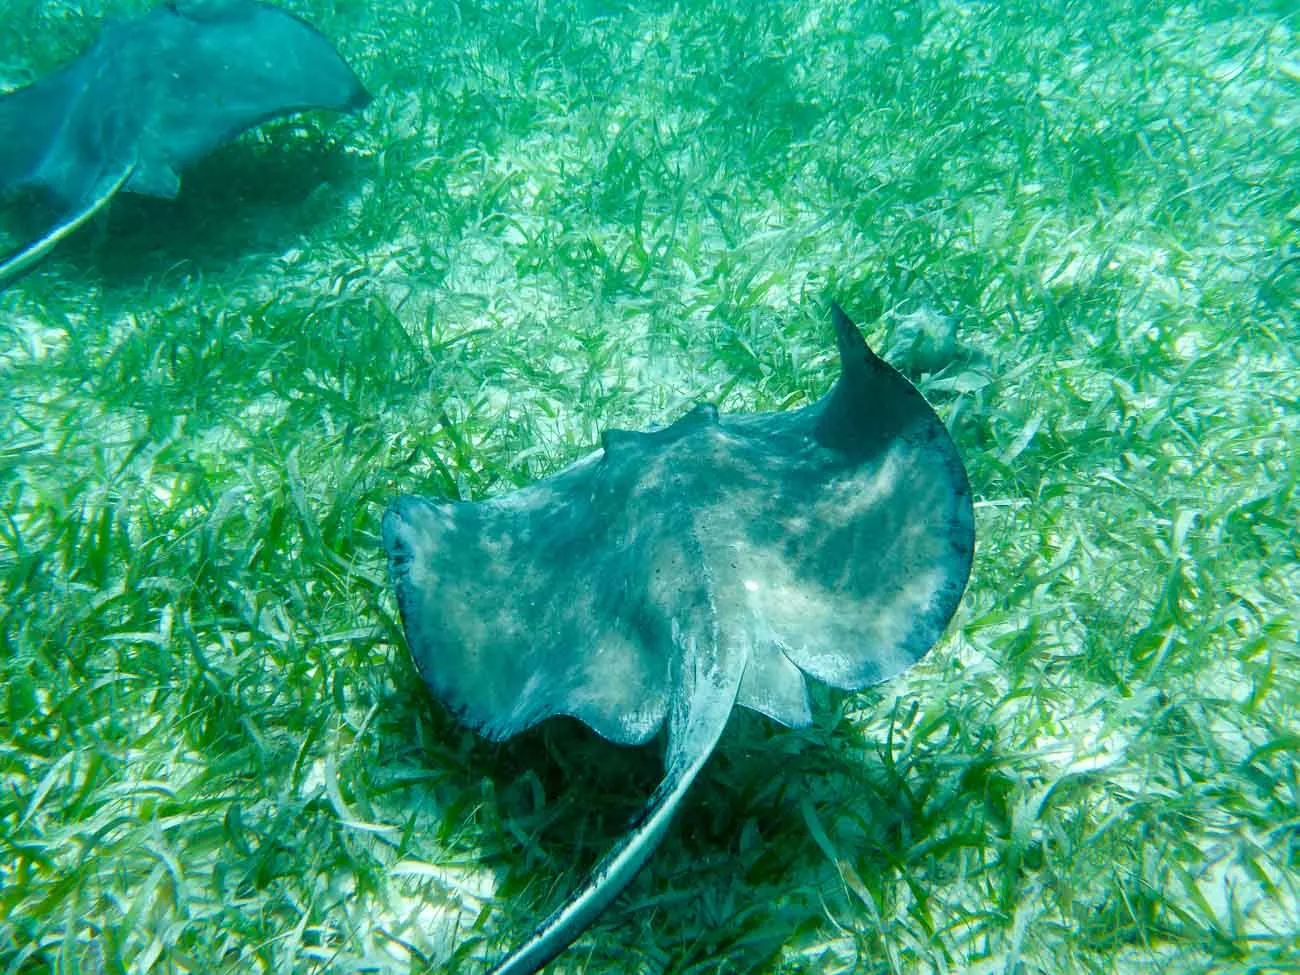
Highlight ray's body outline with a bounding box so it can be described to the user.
[384,303,976,973]
[0,0,370,286]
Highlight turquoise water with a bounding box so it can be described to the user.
[1,1,1296,973]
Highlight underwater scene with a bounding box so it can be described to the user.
[1,0,1296,972]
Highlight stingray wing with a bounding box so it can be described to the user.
[718,303,975,720]
[0,64,85,196]
[131,1,370,183]
[383,455,675,745]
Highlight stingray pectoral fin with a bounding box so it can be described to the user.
[125,161,182,199]
[0,163,134,288]
[488,636,746,975]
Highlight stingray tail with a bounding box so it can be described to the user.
[487,638,744,975]
[0,163,133,289]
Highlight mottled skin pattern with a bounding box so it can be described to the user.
[383,304,976,973]
[0,0,369,286]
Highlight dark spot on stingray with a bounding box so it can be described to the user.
[383,303,976,974]
[0,0,369,287]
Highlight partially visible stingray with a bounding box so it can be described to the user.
[0,0,370,287]
[383,304,975,974]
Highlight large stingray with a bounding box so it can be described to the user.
[0,0,369,286]
[383,304,976,974]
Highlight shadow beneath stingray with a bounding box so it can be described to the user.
[2,128,368,288]
[383,677,978,973]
